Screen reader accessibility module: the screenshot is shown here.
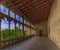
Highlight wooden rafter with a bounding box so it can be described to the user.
[21,0,52,12]
[22,3,51,14]
[9,0,53,23]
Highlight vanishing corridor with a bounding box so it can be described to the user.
[3,37,60,50]
[0,0,60,50]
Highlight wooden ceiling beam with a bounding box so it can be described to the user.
[27,13,39,19]
[27,12,49,20]
[18,0,40,10]
[27,11,50,19]
[27,7,51,15]
[23,5,51,14]
[15,3,23,8]
[28,10,50,16]
[21,3,52,15]
[14,1,20,6]
[20,0,46,10]
[27,10,50,18]
[9,0,53,24]
[13,0,36,10]
[21,0,52,12]
[14,0,26,6]
[10,0,16,3]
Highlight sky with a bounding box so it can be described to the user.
[0,4,23,30]
[1,19,8,30]
[1,19,23,30]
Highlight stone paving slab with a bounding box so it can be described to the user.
[2,36,60,50]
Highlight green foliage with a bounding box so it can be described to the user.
[15,27,23,38]
[10,29,15,39]
[2,29,9,40]
[1,27,26,40]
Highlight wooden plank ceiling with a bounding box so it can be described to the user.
[9,0,53,24]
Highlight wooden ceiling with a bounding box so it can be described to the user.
[9,0,53,24]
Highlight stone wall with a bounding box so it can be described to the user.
[48,0,60,48]
[25,26,30,36]
[25,20,36,36]
[36,21,48,36]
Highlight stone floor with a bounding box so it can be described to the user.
[2,36,60,50]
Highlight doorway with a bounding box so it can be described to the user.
[39,30,42,36]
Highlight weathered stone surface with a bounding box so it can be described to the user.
[48,0,60,48]
[3,37,60,50]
